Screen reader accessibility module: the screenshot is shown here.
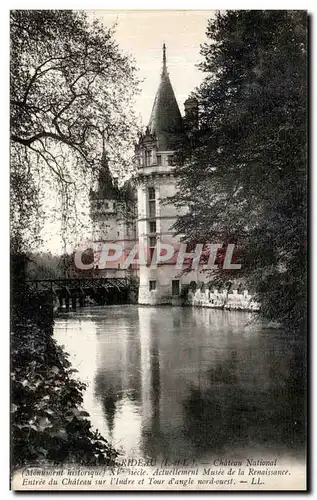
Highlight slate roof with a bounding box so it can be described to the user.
[148,44,183,151]
[91,153,119,201]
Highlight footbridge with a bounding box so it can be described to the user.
[26,277,136,309]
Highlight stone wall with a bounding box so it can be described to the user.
[138,284,183,306]
[186,287,260,311]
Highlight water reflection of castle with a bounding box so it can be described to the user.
[93,308,199,457]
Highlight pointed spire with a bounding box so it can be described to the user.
[101,134,107,163]
[162,43,167,75]
[91,146,119,200]
[148,44,183,151]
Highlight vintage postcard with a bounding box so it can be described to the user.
[10,9,307,491]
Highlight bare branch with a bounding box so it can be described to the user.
[11,132,90,162]
[22,56,70,104]
[28,143,74,185]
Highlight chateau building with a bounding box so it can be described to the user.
[90,45,248,306]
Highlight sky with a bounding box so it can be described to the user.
[90,10,215,124]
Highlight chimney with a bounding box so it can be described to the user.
[184,97,198,129]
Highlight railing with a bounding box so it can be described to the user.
[25,277,132,292]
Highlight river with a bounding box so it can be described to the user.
[54,305,306,463]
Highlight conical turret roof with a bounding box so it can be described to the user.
[148,44,183,151]
[91,151,119,200]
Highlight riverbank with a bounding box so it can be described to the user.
[11,295,118,467]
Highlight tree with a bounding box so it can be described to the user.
[10,10,139,251]
[10,11,139,465]
[173,11,307,332]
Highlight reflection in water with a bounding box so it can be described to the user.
[183,349,306,455]
[54,306,306,461]
[138,310,162,458]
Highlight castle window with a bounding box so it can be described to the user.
[149,236,156,247]
[157,154,162,166]
[149,200,156,218]
[145,150,152,166]
[149,236,156,262]
[172,280,180,296]
[149,221,156,233]
[149,280,156,291]
[148,187,156,217]
[104,202,109,209]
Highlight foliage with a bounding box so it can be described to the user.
[173,11,307,332]
[11,285,118,466]
[10,10,140,251]
[25,252,65,279]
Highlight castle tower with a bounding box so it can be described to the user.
[135,45,186,304]
[90,151,120,243]
[90,150,137,277]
